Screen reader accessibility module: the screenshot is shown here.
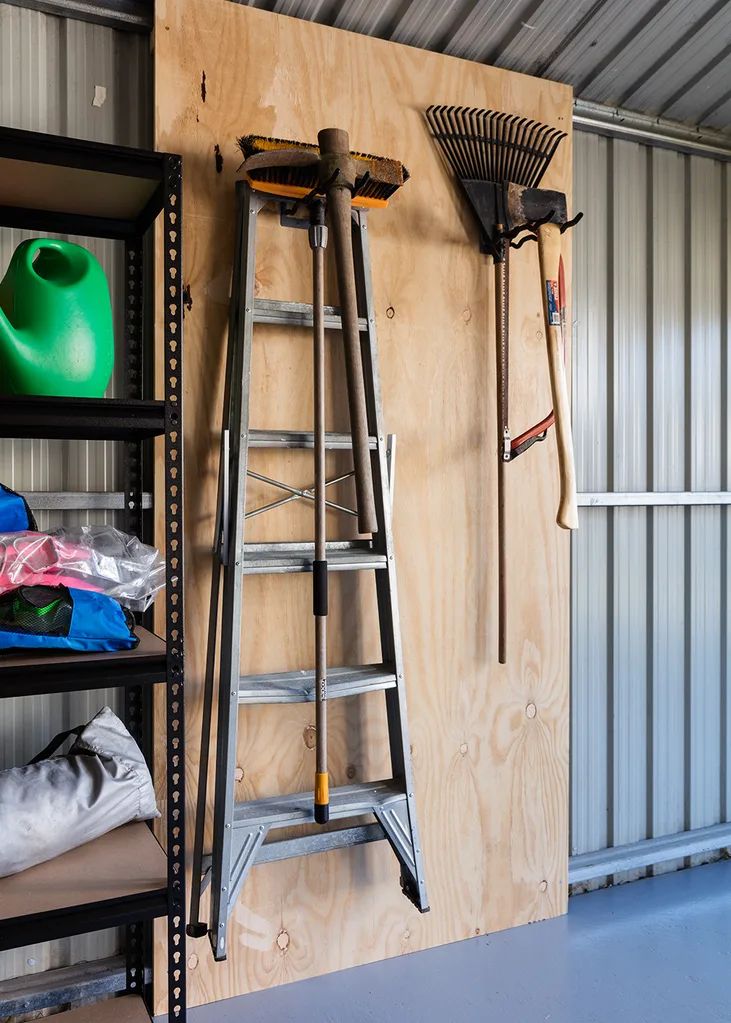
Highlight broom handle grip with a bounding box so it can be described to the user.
[326,187,377,534]
[536,222,578,531]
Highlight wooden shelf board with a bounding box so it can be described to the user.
[0,125,168,237]
[0,822,167,924]
[53,995,150,1023]
[0,626,166,696]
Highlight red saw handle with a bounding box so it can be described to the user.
[509,254,569,459]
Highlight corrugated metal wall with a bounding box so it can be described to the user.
[571,130,730,884]
[0,0,150,984]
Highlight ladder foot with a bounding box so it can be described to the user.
[400,873,430,914]
[186,922,207,939]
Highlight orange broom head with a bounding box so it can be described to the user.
[237,134,409,209]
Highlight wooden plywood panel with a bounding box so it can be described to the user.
[154,0,572,1010]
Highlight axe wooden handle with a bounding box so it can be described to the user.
[319,128,377,535]
[536,222,578,531]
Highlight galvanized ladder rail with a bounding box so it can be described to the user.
[190,181,428,962]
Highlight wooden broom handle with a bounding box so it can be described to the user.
[536,222,578,531]
[318,128,378,535]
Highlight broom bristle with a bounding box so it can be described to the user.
[425,106,565,188]
[238,134,409,207]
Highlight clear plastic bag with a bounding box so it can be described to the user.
[0,525,165,611]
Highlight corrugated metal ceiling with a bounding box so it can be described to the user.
[237,0,731,131]
[8,1,731,131]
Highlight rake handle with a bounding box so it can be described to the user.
[536,222,578,530]
[495,243,509,665]
[318,128,378,536]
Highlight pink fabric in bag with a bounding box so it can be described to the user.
[0,534,97,593]
[0,527,165,611]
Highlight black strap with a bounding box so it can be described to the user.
[28,724,86,765]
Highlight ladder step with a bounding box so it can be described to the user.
[257,824,385,864]
[253,298,368,332]
[238,663,397,704]
[233,779,406,829]
[243,542,387,574]
[249,429,378,450]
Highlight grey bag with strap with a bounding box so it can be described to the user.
[0,705,159,877]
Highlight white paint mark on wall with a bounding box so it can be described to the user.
[92,85,107,108]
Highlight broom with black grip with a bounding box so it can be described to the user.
[240,131,410,537]
[240,130,409,821]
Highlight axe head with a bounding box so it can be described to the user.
[461,180,568,260]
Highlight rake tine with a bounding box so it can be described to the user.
[455,106,474,178]
[487,110,500,182]
[529,123,553,186]
[476,108,489,182]
[538,128,566,186]
[512,117,534,187]
[530,125,559,186]
[439,105,467,181]
[446,105,470,181]
[468,107,483,180]
[500,114,516,186]
[505,114,522,183]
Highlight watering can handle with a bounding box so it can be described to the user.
[21,237,78,279]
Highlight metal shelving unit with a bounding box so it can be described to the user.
[0,126,185,1021]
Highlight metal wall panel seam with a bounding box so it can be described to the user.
[645,145,655,852]
[650,147,686,874]
[719,161,728,825]
[688,158,723,864]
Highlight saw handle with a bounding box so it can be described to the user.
[536,222,578,531]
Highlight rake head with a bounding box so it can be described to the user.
[426,105,568,259]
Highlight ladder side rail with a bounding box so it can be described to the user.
[353,209,429,911]
[187,185,247,938]
[209,182,261,960]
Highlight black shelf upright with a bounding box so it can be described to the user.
[0,125,185,1022]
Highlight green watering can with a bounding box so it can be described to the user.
[0,238,114,398]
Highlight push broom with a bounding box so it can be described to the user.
[426,106,580,662]
[239,130,408,822]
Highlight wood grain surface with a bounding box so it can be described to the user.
[154,0,572,1010]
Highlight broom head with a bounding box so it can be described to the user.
[238,134,409,209]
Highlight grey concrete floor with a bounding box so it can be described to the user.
[188,858,731,1023]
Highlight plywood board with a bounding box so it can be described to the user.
[154,0,572,1010]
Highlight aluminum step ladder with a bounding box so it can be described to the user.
[188,181,429,961]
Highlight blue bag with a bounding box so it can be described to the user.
[0,585,138,653]
[0,484,37,532]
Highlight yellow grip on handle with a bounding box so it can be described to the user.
[315,772,329,806]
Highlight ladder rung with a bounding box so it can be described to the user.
[257,824,385,864]
[243,542,387,574]
[248,429,378,450]
[253,298,368,332]
[238,663,397,704]
[233,780,406,829]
